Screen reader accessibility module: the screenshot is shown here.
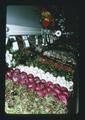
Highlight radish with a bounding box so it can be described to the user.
[27,82,36,90]
[39,82,46,90]
[5,70,13,80]
[58,93,68,105]
[37,90,45,98]
[46,81,53,87]
[19,79,26,85]
[42,88,48,96]
[49,84,54,89]
[20,72,28,80]
[50,90,57,96]
[27,82,33,88]
[12,71,20,82]
[35,84,41,91]
[28,74,34,78]
[28,77,34,83]
[54,87,61,95]
[14,68,20,73]
[54,84,61,89]
[54,94,60,101]
[34,77,40,83]
[61,86,68,92]
[41,79,46,84]
[46,87,52,93]
[63,92,69,99]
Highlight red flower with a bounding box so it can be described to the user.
[54,63,61,70]
[43,18,50,28]
[64,66,72,72]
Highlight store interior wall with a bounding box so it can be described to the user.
[6,6,42,28]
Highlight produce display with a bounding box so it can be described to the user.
[5,80,68,114]
[5,66,73,114]
[5,40,77,114]
[43,50,76,65]
[5,5,79,114]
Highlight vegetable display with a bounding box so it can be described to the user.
[5,65,74,107]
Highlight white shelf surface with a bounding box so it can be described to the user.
[6,24,42,36]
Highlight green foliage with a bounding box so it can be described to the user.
[5,80,68,114]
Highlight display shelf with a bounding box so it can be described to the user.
[6,24,42,36]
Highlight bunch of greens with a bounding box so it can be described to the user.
[5,80,68,114]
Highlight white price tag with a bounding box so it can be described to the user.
[12,42,19,51]
[24,40,30,47]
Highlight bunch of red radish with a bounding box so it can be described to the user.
[5,68,70,105]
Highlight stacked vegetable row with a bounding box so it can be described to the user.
[5,65,74,106]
